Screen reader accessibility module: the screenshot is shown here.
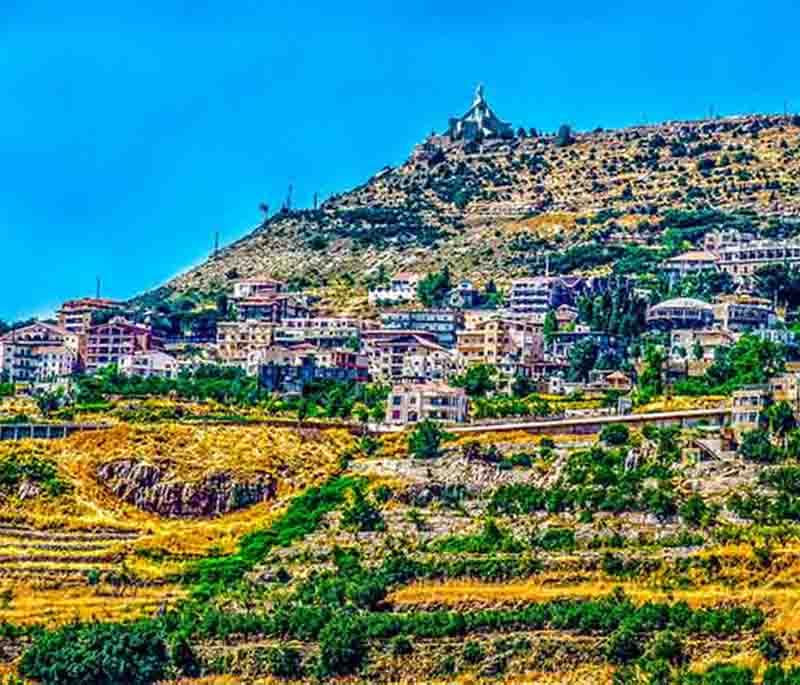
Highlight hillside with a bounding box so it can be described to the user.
[163,113,800,303]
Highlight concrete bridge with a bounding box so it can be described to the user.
[449,407,731,437]
[0,423,111,441]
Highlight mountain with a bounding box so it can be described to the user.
[161,109,800,307]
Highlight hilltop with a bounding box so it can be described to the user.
[160,107,800,308]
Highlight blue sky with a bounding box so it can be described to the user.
[2,0,798,321]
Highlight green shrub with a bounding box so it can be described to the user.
[605,624,643,663]
[19,621,170,685]
[600,424,630,446]
[266,646,303,678]
[317,612,366,677]
[680,494,711,527]
[646,629,685,664]
[757,631,786,662]
[462,640,485,664]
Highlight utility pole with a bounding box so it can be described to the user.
[214,231,220,257]
[313,192,319,210]
[286,184,293,212]
[96,276,101,299]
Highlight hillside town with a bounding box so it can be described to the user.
[3,220,800,439]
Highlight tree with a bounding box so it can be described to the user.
[556,124,574,148]
[766,401,796,448]
[739,430,780,464]
[416,266,452,307]
[352,402,370,432]
[451,364,497,398]
[408,420,453,459]
[638,345,666,399]
[599,424,630,446]
[567,339,599,382]
[543,310,558,344]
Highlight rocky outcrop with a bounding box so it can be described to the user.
[97,459,276,518]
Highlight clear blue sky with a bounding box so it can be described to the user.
[2,0,798,321]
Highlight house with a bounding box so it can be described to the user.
[670,329,736,377]
[646,298,715,331]
[588,369,633,391]
[85,318,162,374]
[380,310,464,347]
[368,272,420,306]
[57,298,122,337]
[663,251,719,284]
[385,383,468,426]
[118,350,179,379]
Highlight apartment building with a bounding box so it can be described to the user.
[275,317,362,348]
[235,295,310,323]
[663,250,719,283]
[0,323,79,382]
[85,318,162,374]
[386,383,468,426]
[232,278,286,299]
[713,295,776,332]
[731,386,770,434]
[57,298,122,336]
[363,331,454,383]
[509,276,603,317]
[368,272,420,306]
[717,239,800,281]
[380,310,464,347]
[456,317,543,368]
[216,320,276,361]
[646,298,715,331]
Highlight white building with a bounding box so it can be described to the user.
[118,350,179,379]
[386,383,468,426]
[368,272,420,306]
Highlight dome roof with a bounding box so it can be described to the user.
[651,297,713,310]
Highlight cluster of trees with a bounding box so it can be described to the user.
[673,335,785,396]
[577,284,648,338]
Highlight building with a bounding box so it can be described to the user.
[670,329,736,377]
[663,251,719,283]
[386,383,468,426]
[456,317,543,369]
[717,239,800,282]
[85,318,162,374]
[547,331,627,365]
[274,317,362,349]
[363,331,454,383]
[0,323,80,382]
[118,350,179,379]
[232,278,285,300]
[448,280,480,308]
[446,85,513,142]
[704,229,756,253]
[380,310,464,347]
[57,298,122,336]
[509,276,603,318]
[368,272,421,306]
[235,295,309,322]
[731,386,770,434]
[646,298,715,331]
[258,354,365,395]
[713,295,776,332]
[216,320,276,361]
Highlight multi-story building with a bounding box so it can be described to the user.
[0,323,80,382]
[713,295,777,332]
[670,329,736,377]
[380,310,464,347]
[232,278,286,300]
[216,320,276,361]
[368,272,420,306]
[385,383,468,426]
[258,353,366,395]
[456,317,543,369]
[731,386,770,434]
[57,298,122,336]
[547,331,627,365]
[448,280,480,308]
[717,239,800,282]
[363,331,454,383]
[646,298,715,331]
[663,250,719,283]
[118,350,179,379]
[235,295,309,323]
[275,317,362,349]
[509,276,604,317]
[85,318,162,374]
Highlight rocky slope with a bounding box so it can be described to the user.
[163,113,800,301]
